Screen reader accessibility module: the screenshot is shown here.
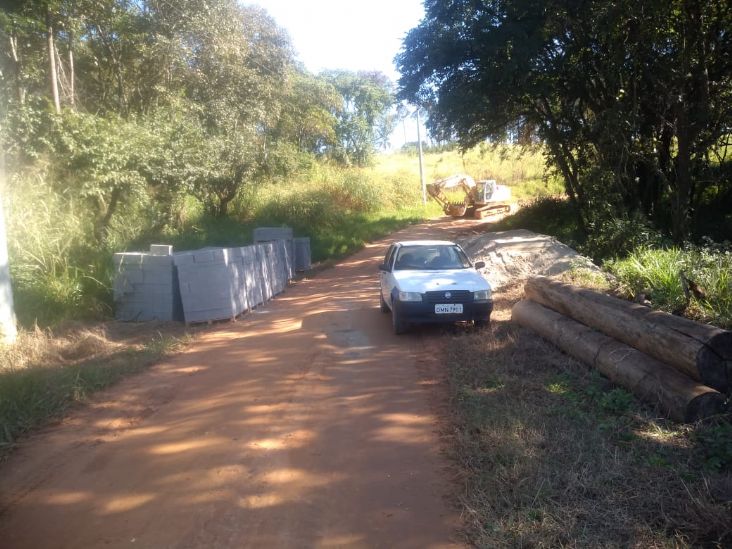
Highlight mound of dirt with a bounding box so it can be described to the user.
[458,229,602,289]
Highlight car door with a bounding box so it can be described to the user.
[380,245,398,307]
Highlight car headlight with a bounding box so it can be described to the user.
[473,290,491,302]
[398,291,423,302]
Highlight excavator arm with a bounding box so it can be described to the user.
[426,174,476,216]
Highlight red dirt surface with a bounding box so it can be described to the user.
[0,218,484,548]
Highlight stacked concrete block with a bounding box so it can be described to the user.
[271,240,288,294]
[238,246,264,310]
[254,227,294,279]
[113,245,182,322]
[174,248,243,324]
[114,232,308,324]
[255,244,274,302]
[227,248,249,314]
[294,237,312,272]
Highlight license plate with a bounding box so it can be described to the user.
[435,303,463,314]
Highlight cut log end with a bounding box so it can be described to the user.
[696,331,732,394]
[686,393,730,423]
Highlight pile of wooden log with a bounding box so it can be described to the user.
[512,276,731,422]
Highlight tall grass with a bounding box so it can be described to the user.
[5,169,114,327]
[380,144,562,200]
[607,246,732,328]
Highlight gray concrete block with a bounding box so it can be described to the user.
[141,254,175,267]
[119,269,144,285]
[172,253,196,266]
[114,253,144,268]
[240,246,264,308]
[149,244,174,256]
[255,244,274,301]
[272,241,287,294]
[117,232,304,323]
[190,248,229,264]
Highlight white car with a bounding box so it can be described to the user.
[378,240,493,334]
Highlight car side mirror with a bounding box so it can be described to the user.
[474,261,485,269]
[378,263,388,272]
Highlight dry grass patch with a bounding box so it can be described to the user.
[0,326,122,371]
[443,283,731,547]
[0,322,191,455]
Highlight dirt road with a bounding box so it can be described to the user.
[0,219,479,548]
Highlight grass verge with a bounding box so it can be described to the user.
[443,283,732,547]
[0,326,190,455]
[606,246,732,329]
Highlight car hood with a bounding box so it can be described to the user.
[393,269,491,293]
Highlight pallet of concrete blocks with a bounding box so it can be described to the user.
[257,241,286,296]
[113,244,183,322]
[227,248,250,315]
[273,239,292,290]
[253,227,294,279]
[174,247,248,324]
[294,237,311,272]
[237,245,265,309]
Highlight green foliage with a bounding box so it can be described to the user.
[321,70,395,166]
[397,0,732,242]
[606,245,732,328]
[494,196,582,248]
[695,421,732,472]
[582,215,665,261]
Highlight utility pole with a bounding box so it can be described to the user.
[0,148,17,344]
[416,107,426,204]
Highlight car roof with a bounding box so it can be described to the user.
[395,240,456,247]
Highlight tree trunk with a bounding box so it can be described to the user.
[94,188,122,242]
[536,99,588,235]
[512,300,727,422]
[46,8,61,114]
[68,28,76,109]
[674,103,692,241]
[524,276,732,393]
[8,31,26,105]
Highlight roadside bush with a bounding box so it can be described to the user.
[606,245,732,328]
[493,196,581,248]
[581,214,665,261]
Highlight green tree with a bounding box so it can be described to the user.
[321,70,395,166]
[397,0,732,241]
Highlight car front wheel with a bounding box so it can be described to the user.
[392,303,408,335]
[475,318,490,329]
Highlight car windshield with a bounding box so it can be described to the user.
[394,245,472,270]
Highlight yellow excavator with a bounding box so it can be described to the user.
[427,174,512,219]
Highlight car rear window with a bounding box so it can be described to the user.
[394,245,471,270]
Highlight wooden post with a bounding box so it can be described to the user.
[512,300,727,422]
[524,276,732,394]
